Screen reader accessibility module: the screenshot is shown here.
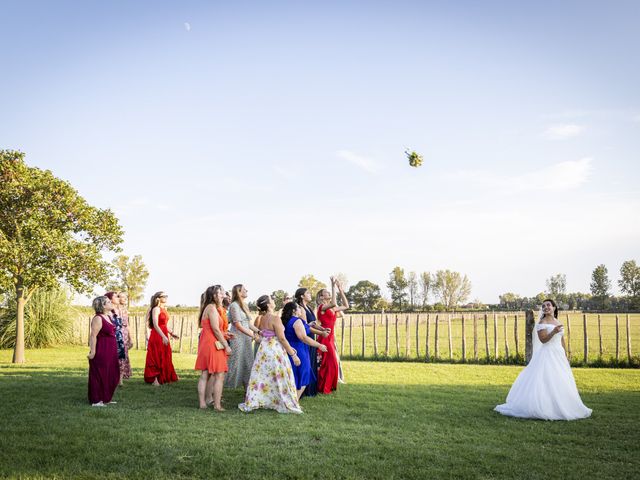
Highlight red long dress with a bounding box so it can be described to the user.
[144,308,178,384]
[317,306,339,394]
[88,315,120,403]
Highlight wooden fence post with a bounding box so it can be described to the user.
[598,314,602,358]
[405,315,410,358]
[484,314,489,360]
[189,321,193,354]
[583,313,588,363]
[361,315,366,359]
[395,314,400,357]
[373,315,378,357]
[447,314,453,360]
[385,314,389,357]
[434,314,440,360]
[615,314,620,361]
[415,314,420,359]
[503,315,510,359]
[493,313,498,359]
[349,315,353,357]
[514,314,519,357]
[566,314,571,360]
[425,314,431,361]
[461,314,466,362]
[178,317,185,353]
[473,314,478,361]
[525,310,535,363]
[135,316,140,350]
[340,315,345,356]
[626,314,632,362]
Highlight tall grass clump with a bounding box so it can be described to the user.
[0,287,76,348]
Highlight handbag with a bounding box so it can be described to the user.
[215,340,225,350]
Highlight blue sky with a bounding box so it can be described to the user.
[1,0,639,305]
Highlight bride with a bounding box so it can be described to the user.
[495,299,592,420]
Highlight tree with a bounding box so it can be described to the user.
[386,266,408,310]
[346,280,382,311]
[419,272,432,309]
[0,150,123,363]
[334,272,349,292]
[546,273,567,300]
[107,254,149,307]
[271,290,288,311]
[499,292,522,310]
[619,260,640,307]
[407,271,418,310]
[298,274,327,300]
[433,270,471,310]
[590,264,611,310]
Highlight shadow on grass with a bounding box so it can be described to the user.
[1,365,639,480]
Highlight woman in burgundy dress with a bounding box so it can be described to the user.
[144,291,179,386]
[316,277,350,394]
[87,296,120,406]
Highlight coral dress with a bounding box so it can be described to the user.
[144,308,178,384]
[195,306,230,374]
[317,306,339,394]
[88,315,120,403]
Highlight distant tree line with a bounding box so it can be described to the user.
[498,261,640,311]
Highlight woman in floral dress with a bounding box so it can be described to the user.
[239,295,302,414]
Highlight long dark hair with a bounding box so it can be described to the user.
[542,298,559,319]
[281,301,298,326]
[147,291,165,328]
[198,285,222,328]
[294,288,307,306]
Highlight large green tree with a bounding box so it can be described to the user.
[298,274,327,300]
[107,254,149,307]
[386,266,408,310]
[0,150,123,363]
[433,270,471,310]
[346,280,382,311]
[407,271,418,310]
[419,272,432,309]
[590,264,611,310]
[619,260,640,307]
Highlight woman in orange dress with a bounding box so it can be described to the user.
[195,285,233,410]
[144,291,179,385]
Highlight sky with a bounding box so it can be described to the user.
[1,0,639,306]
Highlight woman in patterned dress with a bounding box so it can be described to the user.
[117,292,133,381]
[104,291,127,386]
[239,295,302,414]
[225,284,261,390]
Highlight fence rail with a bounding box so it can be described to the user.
[71,311,640,366]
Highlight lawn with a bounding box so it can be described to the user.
[1,347,639,479]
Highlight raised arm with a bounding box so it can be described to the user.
[334,281,350,313]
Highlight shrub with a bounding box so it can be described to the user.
[0,287,76,348]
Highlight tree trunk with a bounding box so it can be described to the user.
[12,283,27,364]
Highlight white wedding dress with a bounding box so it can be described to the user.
[495,323,592,420]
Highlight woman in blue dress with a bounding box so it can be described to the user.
[282,301,327,400]
[294,288,330,397]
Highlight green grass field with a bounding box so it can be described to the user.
[1,347,639,479]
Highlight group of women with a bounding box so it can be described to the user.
[87,291,133,406]
[86,277,351,414]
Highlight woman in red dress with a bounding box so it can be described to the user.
[195,285,233,410]
[316,277,350,394]
[87,296,120,406]
[144,291,179,386]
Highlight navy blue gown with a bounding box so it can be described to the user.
[285,316,314,390]
[301,305,318,397]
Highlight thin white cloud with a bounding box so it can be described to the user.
[184,22,191,32]
[337,150,381,174]
[544,124,584,140]
[450,157,593,194]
